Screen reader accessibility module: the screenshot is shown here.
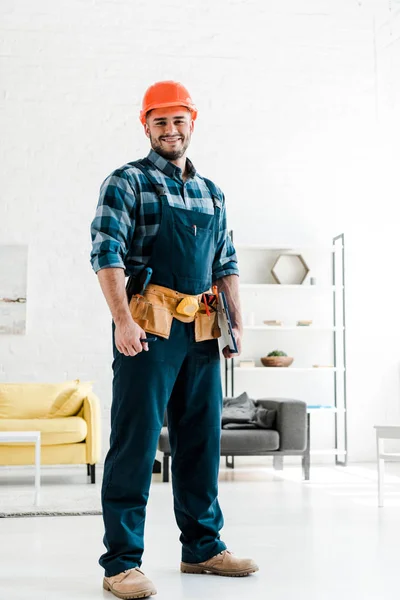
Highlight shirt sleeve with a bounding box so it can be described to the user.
[90,169,137,273]
[212,192,239,281]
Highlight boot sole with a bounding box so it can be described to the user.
[180,563,259,577]
[103,579,157,599]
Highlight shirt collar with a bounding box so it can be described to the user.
[146,149,196,180]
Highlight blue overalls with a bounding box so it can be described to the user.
[99,159,227,577]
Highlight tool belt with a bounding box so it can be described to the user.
[128,284,221,342]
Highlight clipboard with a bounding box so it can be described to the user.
[217,291,238,354]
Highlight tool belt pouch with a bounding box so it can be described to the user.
[129,295,173,339]
[194,305,221,342]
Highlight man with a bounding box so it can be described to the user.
[90,80,258,599]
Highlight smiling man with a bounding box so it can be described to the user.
[90,80,258,599]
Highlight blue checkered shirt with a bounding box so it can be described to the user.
[90,150,239,281]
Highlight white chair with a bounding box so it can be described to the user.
[374,425,400,507]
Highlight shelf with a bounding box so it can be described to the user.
[309,449,348,456]
[234,367,344,372]
[243,326,343,331]
[236,244,343,252]
[307,406,347,413]
[379,453,400,458]
[240,284,341,290]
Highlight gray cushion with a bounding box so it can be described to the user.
[221,429,279,453]
[222,392,256,425]
[158,426,280,454]
[222,392,276,429]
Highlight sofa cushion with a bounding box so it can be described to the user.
[0,380,80,419]
[0,417,87,445]
[47,382,93,418]
[221,429,279,453]
[158,427,280,454]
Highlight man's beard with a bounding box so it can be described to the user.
[150,134,191,161]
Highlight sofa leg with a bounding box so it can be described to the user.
[163,455,170,483]
[89,464,96,484]
[302,453,310,481]
[302,413,311,481]
[273,456,284,471]
[226,456,235,469]
[152,459,161,474]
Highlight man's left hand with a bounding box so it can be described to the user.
[222,327,242,359]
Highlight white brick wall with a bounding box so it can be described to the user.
[1,0,399,462]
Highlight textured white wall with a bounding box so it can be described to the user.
[1,0,399,462]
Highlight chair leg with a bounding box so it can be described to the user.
[226,456,235,469]
[90,464,96,484]
[163,455,170,483]
[273,456,284,471]
[87,464,90,476]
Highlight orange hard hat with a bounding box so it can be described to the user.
[139,80,198,124]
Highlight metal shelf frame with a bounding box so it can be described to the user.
[332,233,348,466]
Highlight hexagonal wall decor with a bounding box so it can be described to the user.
[271,254,310,285]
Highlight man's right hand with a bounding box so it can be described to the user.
[114,318,149,356]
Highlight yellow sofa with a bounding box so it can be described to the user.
[0,380,101,483]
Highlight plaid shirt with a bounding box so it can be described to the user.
[90,150,239,281]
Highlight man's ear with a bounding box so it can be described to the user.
[144,123,150,139]
[190,120,195,133]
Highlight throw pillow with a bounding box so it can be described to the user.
[222,392,277,429]
[251,407,277,429]
[47,382,93,418]
[222,392,257,426]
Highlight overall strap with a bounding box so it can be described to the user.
[124,159,167,297]
[202,177,223,213]
[130,159,167,198]
[202,177,222,247]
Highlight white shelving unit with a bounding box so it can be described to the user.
[225,233,348,467]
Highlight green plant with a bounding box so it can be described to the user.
[267,350,288,357]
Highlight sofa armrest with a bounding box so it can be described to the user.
[256,398,307,451]
[83,391,101,464]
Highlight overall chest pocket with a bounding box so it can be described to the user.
[173,224,214,274]
[129,296,173,339]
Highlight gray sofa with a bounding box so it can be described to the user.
[158,398,310,482]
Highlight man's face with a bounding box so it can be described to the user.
[144,106,194,161]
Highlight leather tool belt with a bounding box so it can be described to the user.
[128,283,221,342]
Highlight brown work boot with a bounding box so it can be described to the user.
[181,550,259,577]
[103,567,157,599]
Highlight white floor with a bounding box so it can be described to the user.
[1,459,400,600]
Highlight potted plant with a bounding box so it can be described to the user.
[261,350,294,367]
